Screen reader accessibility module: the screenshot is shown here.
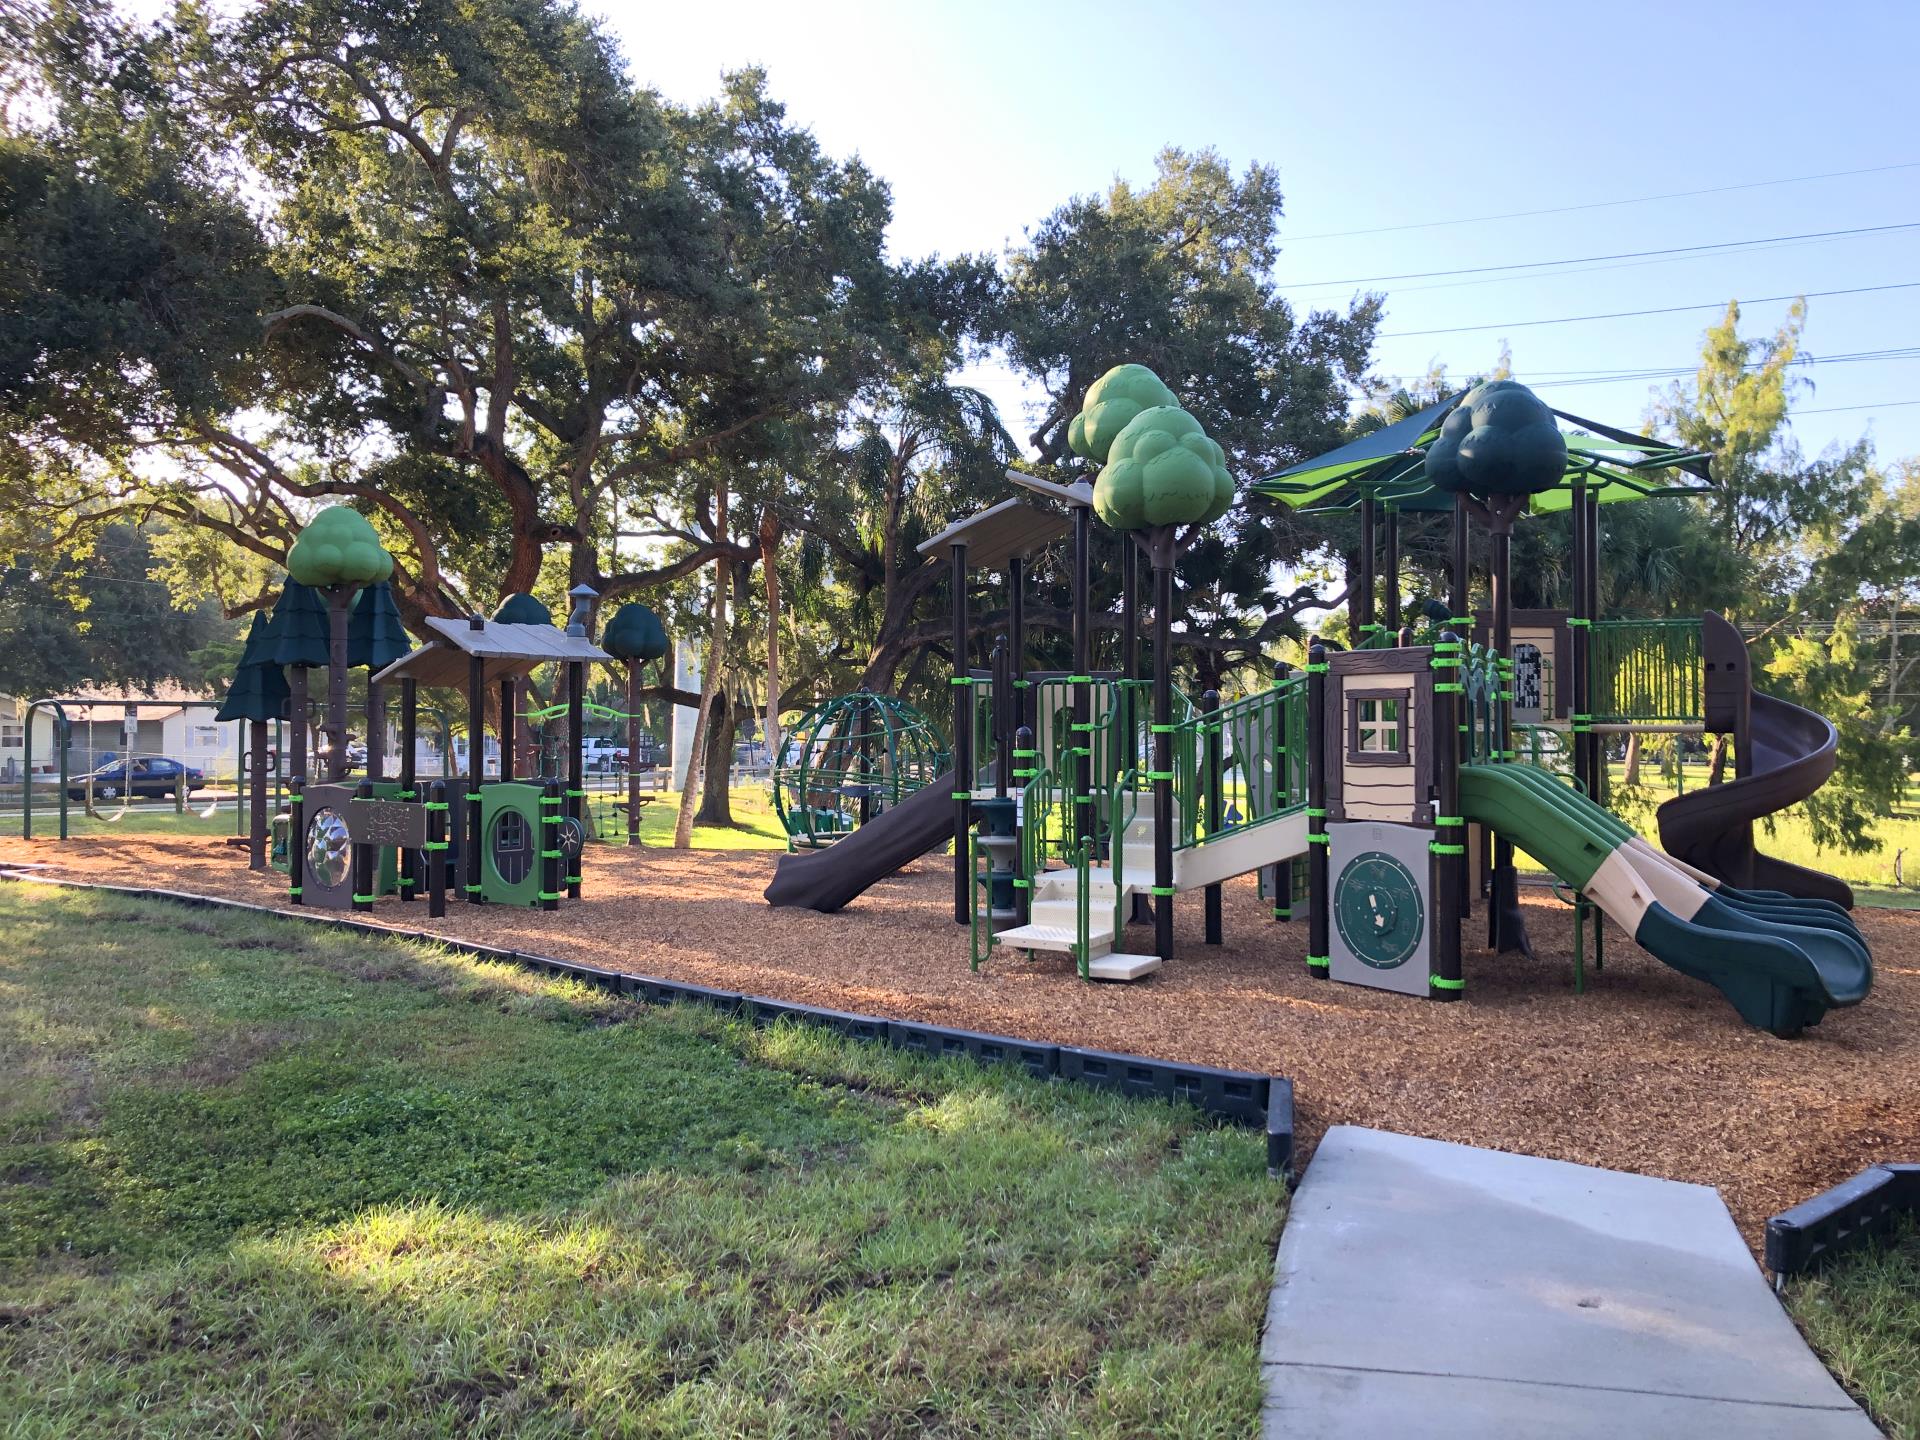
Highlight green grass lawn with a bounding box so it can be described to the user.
[0,885,1280,1438]
[1786,1221,1920,1440]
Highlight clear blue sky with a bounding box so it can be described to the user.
[597,0,1920,466]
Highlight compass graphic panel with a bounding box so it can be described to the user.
[1327,822,1432,996]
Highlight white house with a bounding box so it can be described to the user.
[1,686,239,784]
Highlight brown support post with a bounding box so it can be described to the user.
[1570,479,1589,795]
[247,717,268,870]
[566,659,585,899]
[1306,645,1330,978]
[1202,687,1222,945]
[288,775,305,905]
[498,678,516,782]
[1383,505,1401,634]
[467,637,485,904]
[1007,554,1028,737]
[288,667,310,796]
[1073,504,1092,850]
[398,679,418,900]
[626,660,643,847]
[1432,629,1463,1001]
[1452,493,1472,919]
[1150,528,1176,964]
[351,778,374,913]
[950,541,971,924]
[426,778,448,918]
[1356,497,1377,645]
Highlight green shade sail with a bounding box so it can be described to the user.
[1252,390,1713,516]
[215,611,292,723]
[267,580,330,669]
[347,581,411,670]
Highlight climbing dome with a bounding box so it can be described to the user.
[772,692,949,849]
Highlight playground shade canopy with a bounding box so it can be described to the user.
[371,616,612,690]
[916,497,1073,572]
[1252,391,1715,513]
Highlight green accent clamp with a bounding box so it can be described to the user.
[287,886,302,896]
[1149,723,1180,733]
[1434,815,1464,826]
[422,800,449,812]
[422,840,449,852]
[1429,975,1466,991]
[1306,954,1331,969]
[1149,885,1176,897]
[539,890,562,900]
[1306,806,1327,818]
[351,893,376,904]
[1429,842,1465,856]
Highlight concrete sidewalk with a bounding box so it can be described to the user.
[1262,1127,1880,1438]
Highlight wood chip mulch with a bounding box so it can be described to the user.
[5,833,1916,1255]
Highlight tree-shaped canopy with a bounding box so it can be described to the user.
[348,581,411,670]
[492,592,553,626]
[267,579,330,669]
[1093,405,1234,531]
[602,602,668,663]
[1068,364,1179,465]
[287,506,392,589]
[1425,380,1567,498]
[215,611,291,722]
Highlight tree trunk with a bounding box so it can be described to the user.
[1622,730,1642,787]
[695,690,735,825]
[1707,732,1729,785]
[760,510,783,769]
[325,590,351,782]
[673,482,730,848]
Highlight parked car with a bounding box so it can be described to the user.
[68,757,206,800]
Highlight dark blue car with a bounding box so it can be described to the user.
[68,757,207,800]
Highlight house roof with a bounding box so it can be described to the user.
[371,617,612,690]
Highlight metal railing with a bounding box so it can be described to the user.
[1588,618,1703,725]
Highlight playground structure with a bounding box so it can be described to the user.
[765,370,1874,1037]
[771,691,948,849]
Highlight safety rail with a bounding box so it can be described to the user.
[1464,643,1509,763]
[1172,676,1308,850]
[1587,618,1703,726]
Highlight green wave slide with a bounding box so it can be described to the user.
[1458,763,1872,1037]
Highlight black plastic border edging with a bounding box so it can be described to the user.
[1766,1162,1920,1283]
[0,869,1296,1180]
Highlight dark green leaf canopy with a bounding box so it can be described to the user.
[1427,381,1566,497]
[492,592,553,626]
[215,611,290,722]
[267,580,330,669]
[602,602,668,663]
[348,582,411,670]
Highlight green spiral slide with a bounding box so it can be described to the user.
[1457,763,1872,1037]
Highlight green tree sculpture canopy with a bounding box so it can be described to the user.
[492,592,553,626]
[1067,364,1180,466]
[286,507,392,589]
[1092,406,1234,531]
[1426,380,1566,498]
[602,602,669,663]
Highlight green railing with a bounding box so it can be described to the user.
[1464,643,1509,762]
[1588,618,1703,725]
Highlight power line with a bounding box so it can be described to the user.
[1284,162,1920,242]
[1373,346,1920,390]
[1289,221,1920,288]
[1375,281,1920,339]
[1790,399,1920,416]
